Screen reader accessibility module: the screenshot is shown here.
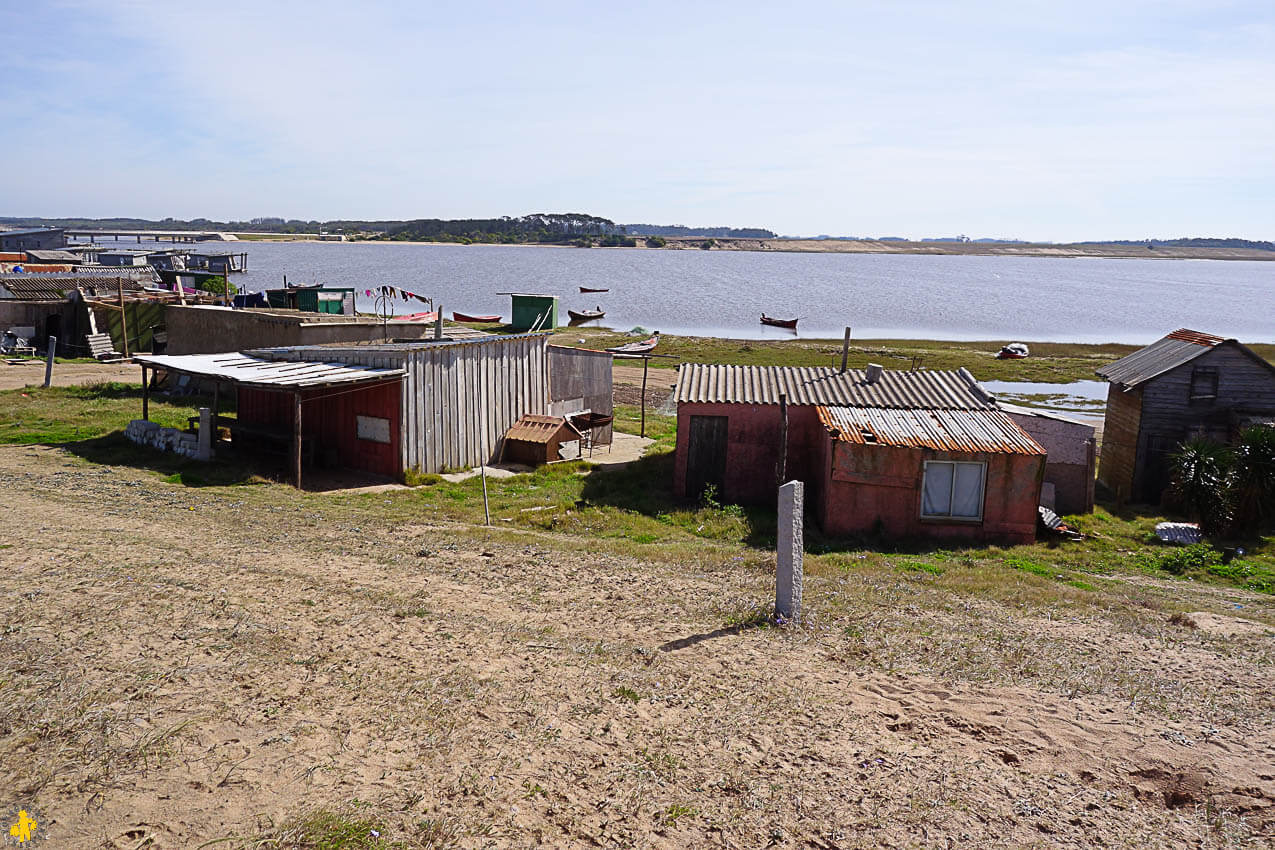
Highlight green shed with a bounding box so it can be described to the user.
[504,293,558,331]
[265,286,355,315]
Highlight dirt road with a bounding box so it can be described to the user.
[0,445,1272,847]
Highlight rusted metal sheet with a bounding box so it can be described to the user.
[817,405,1045,455]
[505,414,576,443]
[1096,328,1229,388]
[675,364,992,409]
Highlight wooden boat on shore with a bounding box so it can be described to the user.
[568,308,605,322]
[606,333,660,355]
[579,286,609,293]
[391,311,439,322]
[452,311,501,323]
[760,314,799,329]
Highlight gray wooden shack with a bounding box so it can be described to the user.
[251,335,611,473]
[1096,328,1275,503]
[547,345,613,445]
[0,228,66,251]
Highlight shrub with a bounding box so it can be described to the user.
[1156,543,1221,575]
[645,236,666,248]
[1168,438,1233,534]
[1231,426,1275,533]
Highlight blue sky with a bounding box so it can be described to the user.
[2,0,1272,240]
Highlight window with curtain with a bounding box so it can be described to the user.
[921,460,986,520]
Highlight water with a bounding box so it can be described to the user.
[114,239,1275,343]
[981,380,1108,418]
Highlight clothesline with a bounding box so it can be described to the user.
[365,285,432,305]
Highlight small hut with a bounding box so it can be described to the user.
[502,414,582,465]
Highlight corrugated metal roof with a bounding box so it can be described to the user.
[24,249,78,262]
[675,364,993,409]
[997,402,1095,430]
[133,353,405,389]
[818,405,1045,454]
[0,273,150,300]
[1096,328,1229,388]
[504,414,580,443]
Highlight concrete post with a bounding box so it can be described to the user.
[196,407,213,461]
[43,336,57,388]
[776,480,803,623]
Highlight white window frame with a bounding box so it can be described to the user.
[920,460,987,521]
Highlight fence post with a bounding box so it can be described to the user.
[776,480,803,624]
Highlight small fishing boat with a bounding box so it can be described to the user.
[579,286,609,293]
[568,308,606,322]
[996,342,1030,360]
[606,333,660,355]
[391,311,439,322]
[452,311,501,323]
[760,313,799,329]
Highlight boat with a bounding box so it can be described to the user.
[452,311,501,323]
[606,333,660,355]
[391,311,439,322]
[568,308,606,322]
[996,342,1030,359]
[579,286,609,293]
[760,314,799,329]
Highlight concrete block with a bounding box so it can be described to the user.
[196,407,213,461]
[776,480,804,624]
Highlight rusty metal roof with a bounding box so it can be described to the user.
[818,405,1045,455]
[504,414,580,443]
[1096,328,1232,388]
[0,273,150,300]
[675,364,993,409]
[133,353,405,390]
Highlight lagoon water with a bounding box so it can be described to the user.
[139,240,1275,343]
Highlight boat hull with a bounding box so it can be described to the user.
[453,312,501,323]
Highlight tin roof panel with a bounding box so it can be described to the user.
[818,405,1045,454]
[133,352,405,389]
[675,364,993,409]
[1096,328,1229,388]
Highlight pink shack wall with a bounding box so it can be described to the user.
[817,433,1043,545]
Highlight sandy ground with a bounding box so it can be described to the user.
[1,444,1273,848]
[0,360,139,392]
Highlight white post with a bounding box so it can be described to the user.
[196,407,213,461]
[43,336,57,388]
[776,480,804,624]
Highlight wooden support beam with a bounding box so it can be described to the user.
[640,357,649,438]
[293,391,303,489]
[141,365,149,420]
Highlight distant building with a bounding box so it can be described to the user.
[1096,328,1275,503]
[264,285,356,315]
[96,249,153,267]
[0,228,66,251]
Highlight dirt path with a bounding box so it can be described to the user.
[0,360,138,391]
[0,445,1272,847]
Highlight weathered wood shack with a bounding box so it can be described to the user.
[1096,328,1275,503]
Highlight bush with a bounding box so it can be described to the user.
[1156,543,1221,575]
[699,239,716,250]
[645,236,666,248]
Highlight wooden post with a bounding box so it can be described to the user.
[293,391,303,489]
[435,304,444,340]
[640,356,649,438]
[778,392,788,484]
[141,364,149,420]
[212,383,220,441]
[43,336,57,388]
[840,327,852,373]
[117,277,130,357]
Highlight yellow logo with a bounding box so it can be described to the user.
[8,810,36,843]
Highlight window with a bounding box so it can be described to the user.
[1189,367,1218,402]
[921,460,986,520]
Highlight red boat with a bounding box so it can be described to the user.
[580,286,609,293]
[453,311,501,323]
[606,334,660,355]
[760,314,799,329]
[391,311,439,322]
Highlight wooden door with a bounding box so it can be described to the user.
[686,415,729,500]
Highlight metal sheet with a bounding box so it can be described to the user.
[675,364,993,409]
[133,352,405,389]
[818,405,1045,454]
[1096,328,1227,388]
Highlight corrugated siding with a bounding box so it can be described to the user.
[676,364,991,409]
[818,405,1044,454]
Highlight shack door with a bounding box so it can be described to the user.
[686,415,729,500]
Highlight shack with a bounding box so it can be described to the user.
[96,249,153,267]
[1096,328,1275,503]
[0,228,66,251]
[187,250,248,274]
[264,284,356,315]
[133,353,406,485]
[503,293,558,331]
[674,364,1045,544]
[1000,403,1096,514]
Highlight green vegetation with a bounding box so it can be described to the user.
[0,382,204,445]
[644,236,667,248]
[1170,427,1275,535]
[198,275,238,298]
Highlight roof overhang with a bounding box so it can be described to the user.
[133,352,405,391]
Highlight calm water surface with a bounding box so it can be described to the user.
[134,241,1275,343]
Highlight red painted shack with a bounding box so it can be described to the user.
[674,364,1045,544]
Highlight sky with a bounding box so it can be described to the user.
[2,0,1273,241]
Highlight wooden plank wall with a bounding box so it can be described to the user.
[1097,384,1141,500]
[264,335,549,473]
[547,345,613,443]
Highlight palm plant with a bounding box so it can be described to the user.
[1168,437,1233,535]
[1230,426,1275,534]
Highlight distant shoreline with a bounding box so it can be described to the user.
[231,233,1275,261]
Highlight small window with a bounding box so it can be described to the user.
[921,460,986,520]
[1189,367,1218,402]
